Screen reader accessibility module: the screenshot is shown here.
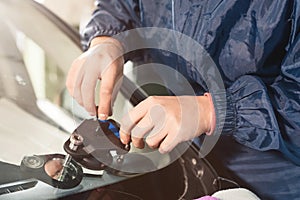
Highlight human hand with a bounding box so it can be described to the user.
[66,37,124,118]
[119,95,215,153]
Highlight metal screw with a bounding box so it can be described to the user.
[69,133,83,151]
[116,155,124,163]
[196,169,204,178]
[58,133,83,182]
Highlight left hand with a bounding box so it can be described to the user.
[119,95,214,153]
[66,36,124,118]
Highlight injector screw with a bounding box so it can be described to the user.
[69,133,83,151]
[116,155,124,163]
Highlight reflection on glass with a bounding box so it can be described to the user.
[44,158,64,180]
[44,158,78,182]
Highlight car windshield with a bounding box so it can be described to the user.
[0,0,85,162]
[0,0,134,199]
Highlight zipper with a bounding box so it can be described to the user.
[172,0,175,30]
[171,0,180,80]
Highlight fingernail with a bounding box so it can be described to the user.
[89,112,96,117]
[159,147,167,154]
[98,113,108,120]
[120,138,126,144]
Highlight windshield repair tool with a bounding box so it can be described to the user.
[17,118,128,189]
[63,118,159,178]
[20,154,83,189]
[18,118,155,189]
[63,118,158,177]
[63,118,130,171]
[58,133,83,182]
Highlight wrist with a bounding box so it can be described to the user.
[203,93,216,135]
[90,36,125,53]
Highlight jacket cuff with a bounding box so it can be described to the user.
[211,91,236,135]
[81,27,122,51]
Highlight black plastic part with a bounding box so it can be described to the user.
[63,119,130,171]
[0,161,23,185]
[20,154,83,189]
[59,143,229,200]
[106,153,157,177]
[0,179,38,195]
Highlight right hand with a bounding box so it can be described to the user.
[66,36,124,119]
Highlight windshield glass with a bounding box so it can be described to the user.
[0,0,79,164]
[0,0,133,199]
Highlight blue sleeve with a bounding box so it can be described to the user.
[218,36,300,165]
[81,0,141,50]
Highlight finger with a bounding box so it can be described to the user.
[98,87,112,119]
[66,58,85,105]
[131,114,154,149]
[66,58,83,95]
[72,69,84,107]
[145,128,167,149]
[120,99,150,144]
[80,70,98,116]
[131,136,145,149]
[144,103,168,149]
[119,129,131,145]
[158,127,179,154]
[98,62,122,119]
[120,111,141,145]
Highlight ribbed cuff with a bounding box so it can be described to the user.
[81,28,122,51]
[210,91,236,135]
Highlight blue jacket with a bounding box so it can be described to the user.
[81,0,300,165]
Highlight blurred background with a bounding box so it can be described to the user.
[17,0,135,125]
[29,0,94,103]
[37,0,95,30]
[0,0,100,165]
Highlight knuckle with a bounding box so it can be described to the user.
[71,57,83,68]
[159,145,170,154]
[120,122,132,135]
[120,117,129,128]
[132,138,144,149]
[100,88,113,96]
[120,126,130,134]
[76,99,83,107]
[85,104,95,113]
[147,96,157,103]
[145,138,157,149]
[70,58,78,68]
[131,127,142,138]
[80,84,89,93]
[120,132,130,144]
[120,111,135,130]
